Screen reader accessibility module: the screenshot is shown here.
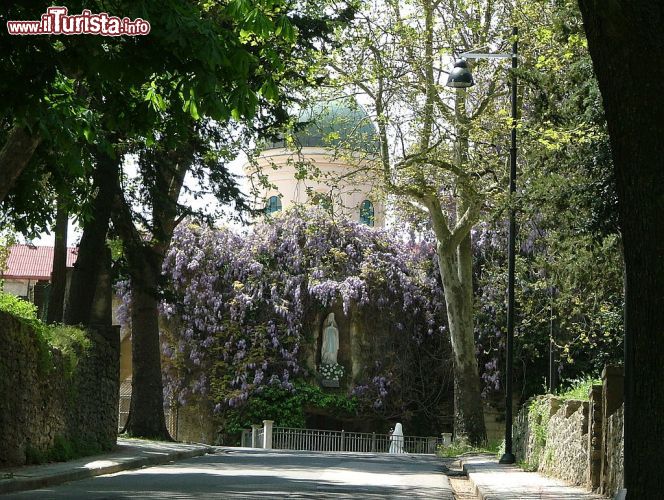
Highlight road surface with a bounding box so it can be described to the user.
[4,448,455,499]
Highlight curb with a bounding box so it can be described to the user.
[460,459,493,500]
[0,446,213,496]
[459,458,610,500]
[461,470,488,500]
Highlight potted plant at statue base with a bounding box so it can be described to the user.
[319,363,344,388]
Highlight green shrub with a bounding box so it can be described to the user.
[556,376,600,401]
[49,435,76,462]
[522,396,555,470]
[0,292,89,375]
[0,291,42,328]
[217,381,359,443]
[44,324,91,375]
[24,444,47,465]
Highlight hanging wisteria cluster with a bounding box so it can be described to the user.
[157,207,449,415]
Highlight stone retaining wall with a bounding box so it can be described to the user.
[604,404,624,496]
[540,399,589,484]
[514,396,589,485]
[0,311,119,466]
[513,366,624,497]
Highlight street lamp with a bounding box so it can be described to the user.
[446,27,518,465]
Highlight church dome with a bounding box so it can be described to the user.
[267,98,378,152]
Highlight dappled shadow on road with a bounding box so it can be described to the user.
[4,473,451,499]
[3,452,454,500]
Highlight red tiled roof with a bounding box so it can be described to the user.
[3,244,78,281]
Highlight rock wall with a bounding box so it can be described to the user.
[514,396,551,470]
[514,397,588,485]
[513,369,625,496]
[540,400,589,484]
[604,404,624,496]
[0,312,119,466]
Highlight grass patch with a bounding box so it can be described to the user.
[436,438,504,458]
[556,376,600,401]
[0,292,89,375]
[518,459,538,472]
[25,436,104,464]
[44,324,91,375]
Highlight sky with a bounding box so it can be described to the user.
[32,153,249,247]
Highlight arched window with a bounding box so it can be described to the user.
[266,195,282,214]
[359,200,375,227]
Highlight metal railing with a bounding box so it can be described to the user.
[270,426,442,454]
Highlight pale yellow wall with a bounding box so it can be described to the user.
[119,335,132,383]
[2,279,30,297]
[247,147,385,227]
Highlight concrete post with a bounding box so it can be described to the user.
[441,433,452,446]
[263,419,274,450]
[251,424,261,448]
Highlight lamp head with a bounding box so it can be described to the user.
[446,59,474,88]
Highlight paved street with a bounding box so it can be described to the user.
[3,448,454,499]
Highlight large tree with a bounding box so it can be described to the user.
[577,3,664,497]
[112,116,247,438]
[324,0,519,444]
[108,0,355,439]
[3,0,355,439]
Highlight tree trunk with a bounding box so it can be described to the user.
[438,240,486,445]
[47,198,68,324]
[577,3,664,497]
[89,244,113,329]
[64,151,118,326]
[0,125,41,203]
[124,247,171,440]
[113,143,190,440]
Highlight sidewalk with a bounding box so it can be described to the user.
[0,438,213,496]
[460,455,608,500]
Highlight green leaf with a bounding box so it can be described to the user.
[189,100,200,120]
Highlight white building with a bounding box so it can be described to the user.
[245,99,385,227]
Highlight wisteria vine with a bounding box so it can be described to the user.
[155,207,449,416]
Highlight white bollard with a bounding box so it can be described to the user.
[263,420,274,449]
[441,432,453,446]
[251,424,261,448]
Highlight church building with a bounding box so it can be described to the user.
[244,98,385,228]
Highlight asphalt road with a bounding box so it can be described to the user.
[4,448,455,499]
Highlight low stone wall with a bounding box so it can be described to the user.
[540,399,589,484]
[604,404,624,496]
[0,312,119,466]
[514,366,625,496]
[514,396,589,485]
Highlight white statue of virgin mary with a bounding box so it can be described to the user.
[389,423,405,454]
[321,312,339,365]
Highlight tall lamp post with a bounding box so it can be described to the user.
[446,27,518,464]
